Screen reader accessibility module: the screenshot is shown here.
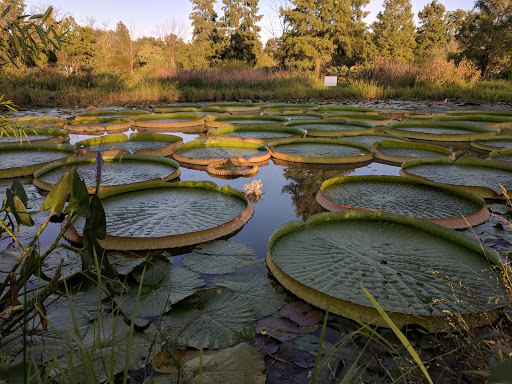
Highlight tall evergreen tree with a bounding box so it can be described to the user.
[221,0,262,65]
[456,0,512,76]
[415,0,448,59]
[371,0,416,62]
[189,0,223,67]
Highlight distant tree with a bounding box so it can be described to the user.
[221,0,263,65]
[415,0,448,60]
[56,16,97,70]
[189,0,224,67]
[455,0,512,76]
[155,18,190,72]
[114,21,139,72]
[371,0,416,62]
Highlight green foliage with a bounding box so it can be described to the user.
[371,0,416,62]
[189,0,224,68]
[415,0,448,60]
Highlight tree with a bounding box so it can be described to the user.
[189,0,224,67]
[56,16,97,70]
[415,0,448,60]
[114,21,139,72]
[155,18,190,72]
[455,0,512,76]
[221,0,263,65]
[371,0,416,62]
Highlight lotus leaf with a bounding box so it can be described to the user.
[152,343,265,384]
[34,154,180,193]
[182,240,259,274]
[160,288,256,349]
[116,257,204,317]
[400,157,512,198]
[266,210,506,331]
[214,274,287,317]
[67,181,253,250]
[317,175,489,228]
[173,140,270,165]
[269,138,372,164]
[0,143,76,178]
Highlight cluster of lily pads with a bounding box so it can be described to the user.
[1,103,512,382]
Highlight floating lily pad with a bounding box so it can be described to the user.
[385,121,498,142]
[488,148,512,163]
[371,140,455,164]
[206,115,287,128]
[470,136,512,152]
[316,175,490,229]
[214,274,287,318]
[76,109,149,117]
[65,117,133,134]
[182,240,259,274]
[434,114,512,126]
[66,181,253,250]
[115,257,204,317]
[325,113,392,125]
[255,317,299,342]
[173,140,270,165]
[206,157,259,177]
[132,112,205,132]
[311,106,376,113]
[160,288,256,349]
[449,110,512,117]
[337,133,407,147]
[286,119,374,137]
[401,157,512,199]
[0,128,69,144]
[34,154,180,193]
[7,116,67,128]
[152,343,265,384]
[279,302,324,327]
[268,138,372,164]
[0,143,76,179]
[207,124,307,144]
[267,210,507,331]
[75,132,182,156]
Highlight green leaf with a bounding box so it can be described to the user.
[487,359,512,384]
[5,188,33,228]
[39,170,70,214]
[42,7,52,23]
[64,168,91,217]
[9,179,28,207]
[22,248,42,277]
[1,5,11,18]
[152,343,265,384]
[84,195,106,240]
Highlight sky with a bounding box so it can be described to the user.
[24,0,473,44]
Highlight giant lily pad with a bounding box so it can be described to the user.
[316,175,490,229]
[371,140,455,164]
[0,128,69,144]
[449,110,512,117]
[152,343,265,384]
[470,136,512,152]
[337,133,407,147]
[311,106,376,113]
[488,148,512,163]
[385,121,498,142]
[160,288,256,349]
[76,108,149,117]
[132,112,205,132]
[433,114,512,128]
[173,140,270,165]
[266,210,507,332]
[0,143,76,179]
[286,119,374,137]
[268,138,372,164]
[33,154,180,193]
[115,257,204,317]
[206,157,259,177]
[400,157,512,199]
[65,117,133,134]
[325,113,392,125]
[7,116,67,128]
[75,132,182,156]
[206,115,287,128]
[65,181,253,250]
[182,240,259,274]
[207,124,307,144]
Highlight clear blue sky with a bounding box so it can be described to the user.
[24,0,473,43]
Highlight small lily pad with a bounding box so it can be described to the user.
[255,317,299,342]
[278,302,324,327]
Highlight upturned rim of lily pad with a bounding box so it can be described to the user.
[65,117,133,134]
[132,113,206,131]
[385,121,499,142]
[285,119,375,137]
[470,135,512,152]
[266,210,504,332]
[400,157,512,199]
[0,143,77,179]
[0,128,69,144]
[268,138,373,164]
[64,181,254,251]
[206,157,259,177]
[371,140,455,164]
[207,124,307,144]
[33,154,181,194]
[488,148,512,163]
[75,132,183,157]
[316,175,490,229]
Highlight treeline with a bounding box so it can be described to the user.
[1,0,511,84]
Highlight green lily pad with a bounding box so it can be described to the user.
[207,124,307,144]
[67,181,253,251]
[339,133,407,147]
[385,121,498,142]
[266,210,507,332]
[152,343,265,384]
[371,140,454,164]
[470,136,512,152]
[76,108,149,117]
[115,257,204,317]
[207,115,287,125]
[34,154,180,193]
[278,302,324,327]
[214,274,287,318]
[401,157,512,199]
[286,119,374,137]
[317,175,489,229]
[488,148,512,163]
[0,128,68,144]
[269,138,372,164]
[182,240,259,274]
[255,316,299,342]
[160,288,256,349]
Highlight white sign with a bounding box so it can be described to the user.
[324,76,338,86]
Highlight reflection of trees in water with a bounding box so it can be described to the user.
[282,167,354,221]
